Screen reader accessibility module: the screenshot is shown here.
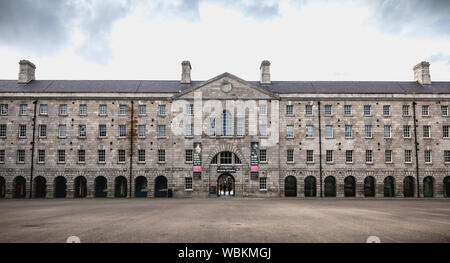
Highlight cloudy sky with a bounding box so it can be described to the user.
[0,0,449,81]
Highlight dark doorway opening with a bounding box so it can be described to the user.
[304,176,316,197]
[324,176,336,197]
[0,176,5,198]
[135,176,148,197]
[284,176,297,197]
[384,176,395,197]
[14,176,26,198]
[115,176,127,198]
[403,176,415,197]
[344,176,356,197]
[95,176,108,197]
[34,176,47,198]
[154,176,168,198]
[74,176,87,198]
[217,174,235,197]
[444,177,450,198]
[54,176,67,198]
[364,176,375,197]
[423,176,434,198]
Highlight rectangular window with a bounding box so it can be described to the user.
[424,150,432,164]
[403,105,410,116]
[345,125,352,138]
[59,104,67,115]
[220,152,232,164]
[384,125,391,138]
[422,105,429,116]
[287,149,294,163]
[185,177,193,190]
[236,118,244,136]
[326,150,333,163]
[209,118,216,136]
[259,149,267,162]
[19,124,27,138]
[187,104,194,115]
[383,105,391,116]
[17,150,25,163]
[119,105,127,115]
[442,106,448,116]
[185,149,193,162]
[38,150,45,163]
[0,104,8,115]
[306,125,313,138]
[286,105,293,116]
[119,125,126,137]
[158,125,166,137]
[306,150,314,163]
[158,149,166,162]
[365,125,372,138]
[405,150,412,163]
[79,104,87,115]
[0,149,5,163]
[366,150,373,163]
[138,149,145,163]
[364,105,371,116]
[20,104,28,115]
[344,105,352,116]
[59,125,67,138]
[185,124,193,137]
[286,125,294,138]
[138,105,146,116]
[259,104,267,115]
[259,177,267,191]
[79,125,86,138]
[324,105,332,116]
[445,151,450,163]
[39,104,47,115]
[346,150,353,163]
[98,150,106,163]
[78,150,86,163]
[259,124,267,136]
[118,149,126,163]
[305,105,313,116]
[325,125,333,138]
[99,125,107,138]
[444,126,449,138]
[138,125,146,138]
[385,150,392,163]
[158,105,166,116]
[403,125,411,138]
[99,104,107,115]
[57,150,65,163]
[423,125,431,138]
[0,124,6,137]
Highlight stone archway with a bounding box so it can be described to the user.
[423,176,434,198]
[217,174,235,197]
[304,176,316,197]
[154,176,168,198]
[54,176,67,198]
[135,176,148,198]
[344,176,356,197]
[74,176,87,198]
[13,176,26,198]
[324,176,336,197]
[444,177,450,198]
[34,176,47,198]
[95,176,108,198]
[364,176,376,197]
[384,176,395,197]
[114,176,127,198]
[0,176,6,198]
[403,176,415,197]
[284,176,297,197]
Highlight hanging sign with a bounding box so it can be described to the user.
[193,142,202,173]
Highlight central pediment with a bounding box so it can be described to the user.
[172,72,278,100]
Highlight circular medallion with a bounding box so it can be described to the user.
[221,82,232,93]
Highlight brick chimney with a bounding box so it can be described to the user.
[181,60,191,84]
[413,61,431,85]
[260,60,271,85]
[18,60,36,84]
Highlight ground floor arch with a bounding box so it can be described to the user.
[384,176,395,197]
[0,176,5,198]
[423,176,434,198]
[324,176,336,197]
[364,176,376,197]
[115,176,127,198]
[34,176,47,198]
[344,176,356,197]
[54,176,67,198]
[217,174,235,197]
[444,177,450,198]
[95,176,108,197]
[135,176,148,197]
[154,176,168,198]
[304,176,316,197]
[13,176,26,198]
[403,176,415,197]
[74,176,87,198]
[284,176,297,197]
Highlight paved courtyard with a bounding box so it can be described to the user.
[0,198,449,243]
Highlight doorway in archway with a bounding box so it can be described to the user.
[217,174,235,197]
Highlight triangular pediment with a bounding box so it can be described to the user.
[172,72,278,99]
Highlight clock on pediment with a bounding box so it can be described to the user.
[221,82,232,93]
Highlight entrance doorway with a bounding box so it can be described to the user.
[304,176,316,197]
[217,174,235,197]
[444,177,450,198]
[0,176,6,198]
[344,176,356,197]
[34,176,47,198]
[95,176,108,197]
[324,176,336,197]
[14,176,26,198]
[135,176,148,197]
[284,176,297,197]
[74,176,87,198]
[423,176,434,197]
[403,176,415,197]
[114,176,127,198]
[364,176,375,197]
[155,176,168,197]
[384,176,395,197]
[54,176,67,198]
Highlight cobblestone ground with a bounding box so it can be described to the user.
[0,198,449,243]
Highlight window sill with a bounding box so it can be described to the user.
[286,161,295,164]
[185,189,193,192]
[138,114,147,117]
[79,114,88,117]
[158,114,167,117]
[345,137,353,139]
[325,137,334,139]
[18,137,27,139]
[158,161,166,164]
[99,114,108,117]
[57,162,66,164]
[423,137,432,140]
[117,162,125,165]
[405,162,413,164]
[365,162,374,165]
[424,162,433,165]
[137,162,146,165]
[365,137,373,139]
[138,136,146,139]
[260,161,268,164]
[118,137,127,139]
[286,137,295,139]
[185,161,193,164]
[346,162,353,164]
[79,136,86,139]
[286,115,294,117]
[17,162,25,164]
[185,136,194,139]
[307,162,315,164]
[326,162,334,165]
[385,162,393,164]
[404,137,412,139]
[97,162,106,164]
[305,137,314,139]
[259,189,267,192]
[98,137,107,139]
[78,162,86,164]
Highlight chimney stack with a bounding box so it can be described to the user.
[18,60,36,84]
[413,61,431,85]
[181,60,192,84]
[260,60,271,85]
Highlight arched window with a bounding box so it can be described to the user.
[221,110,233,136]
[210,152,241,165]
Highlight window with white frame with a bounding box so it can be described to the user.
[259,149,267,162]
[98,150,106,163]
[445,151,450,163]
[305,105,313,116]
[221,110,233,136]
[158,149,165,162]
[185,124,193,137]
[79,125,86,138]
[366,150,373,163]
[138,105,146,116]
[57,150,65,163]
[78,150,86,163]
[423,125,431,138]
[442,106,448,116]
[17,149,25,163]
[259,104,267,115]
[209,118,216,136]
[187,104,194,116]
[37,124,46,138]
[325,125,333,138]
[185,149,193,162]
[324,105,332,116]
[138,150,145,163]
[286,105,293,116]
[286,125,294,138]
[344,105,352,116]
[138,125,146,138]
[365,125,372,138]
[39,104,47,115]
[118,149,125,163]
[79,104,87,115]
[383,105,391,116]
[422,105,429,116]
[403,125,411,138]
[38,150,45,163]
[287,149,294,163]
[0,149,4,163]
[405,150,412,163]
[19,124,27,138]
[385,150,392,163]
[424,150,432,164]
[326,150,333,163]
[20,104,28,116]
[403,105,410,116]
[0,124,6,137]
[158,105,166,116]
[99,125,107,138]
[119,125,126,137]
[0,104,8,115]
[259,177,267,191]
[158,125,166,137]
[364,105,371,116]
[59,125,67,138]
[345,125,352,138]
[259,124,267,136]
[185,177,193,190]
[59,104,67,115]
[384,125,391,138]
[444,126,449,138]
[346,150,353,163]
[119,105,127,115]
[307,150,314,163]
[306,125,313,138]
[99,104,107,115]
[236,118,244,136]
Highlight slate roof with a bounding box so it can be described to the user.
[0,79,449,94]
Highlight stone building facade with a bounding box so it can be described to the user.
[0,59,449,199]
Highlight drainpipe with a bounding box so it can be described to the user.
[412,101,420,198]
[29,100,38,198]
[318,101,323,197]
[129,101,134,198]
